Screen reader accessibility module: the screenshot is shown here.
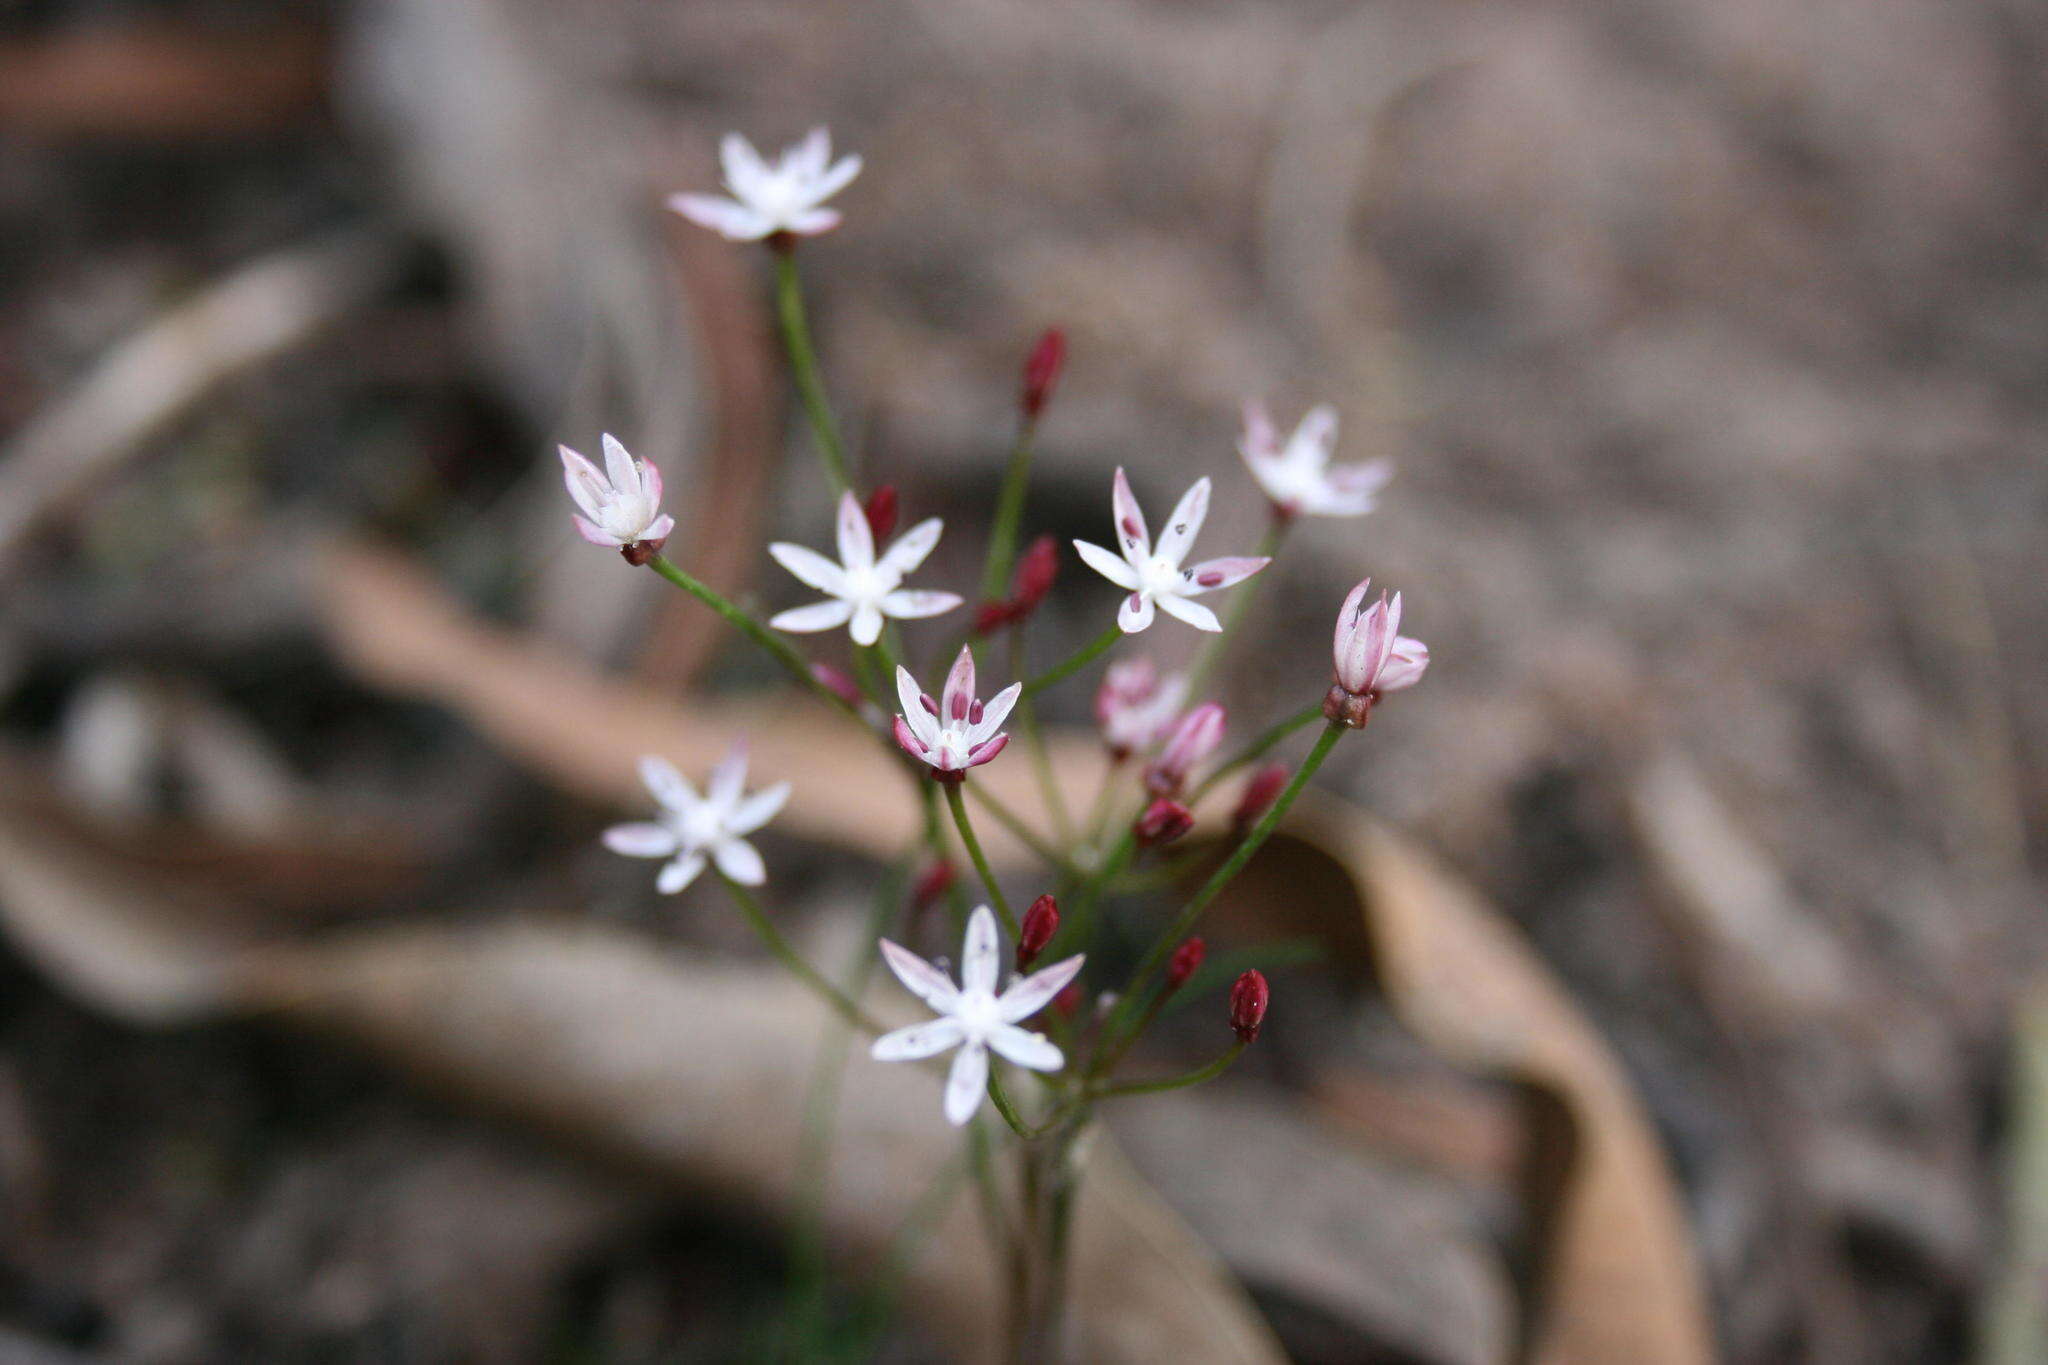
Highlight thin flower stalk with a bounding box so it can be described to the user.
[1184,513,1289,694]
[1095,721,1345,1062]
[718,872,886,1036]
[1021,621,1123,699]
[644,553,862,721]
[1006,629,1072,844]
[1089,1042,1247,1100]
[980,329,1065,603]
[1187,701,1324,803]
[946,783,1018,936]
[775,251,852,491]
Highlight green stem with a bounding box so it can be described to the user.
[773,251,851,493]
[1185,517,1289,695]
[1097,721,1345,1055]
[1008,630,1073,845]
[967,782,1078,878]
[1188,702,1323,804]
[979,418,1038,601]
[1022,622,1122,699]
[1092,1042,1246,1100]
[946,781,1017,936]
[646,554,860,721]
[986,1068,1034,1140]
[718,873,885,1035]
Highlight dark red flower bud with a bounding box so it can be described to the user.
[1166,937,1206,991]
[619,536,667,567]
[1018,893,1060,970]
[1011,534,1059,613]
[1020,327,1066,420]
[862,484,900,543]
[912,859,956,912]
[972,600,1017,635]
[810,662,863,708]
[1052,981,1084,1019]
[1134,798,1194,848]
[1231,762,1289,835]
[1228,970,1269,1043]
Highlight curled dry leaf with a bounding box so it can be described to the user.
[0,803,1282,1365]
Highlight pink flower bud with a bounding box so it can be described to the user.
[1053,981,1084,1019]
[1011,534,1059,614]
[1134,798,1194,848]
[810,662,863,708]
[1328,578,1428,727]
[862,484,900,543]
[1166,937,1206,991]
[1017,893,1060,969]
[1145,702,1225,796]
[1228,970,1269,1043]
[912,859,957,912]
[1231,762,1288,834]
[1020,327,1066,420]
[972,600,1017,635]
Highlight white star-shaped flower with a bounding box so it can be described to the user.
[561,435,675,549]
[769,491,962,646]
[1073,468,1270,633]
[892,646,1020,779]
[871,906,1084,1126]
[603,747,790,894]
[667,129,863,242]
[1239,401,1392,519]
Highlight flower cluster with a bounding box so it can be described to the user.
[566,127,1436,1148]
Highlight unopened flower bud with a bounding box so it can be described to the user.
[1231,762,1288,834]
[1328,578,1428,727]
[862,484,900,543]
[1134,798,1194,848]
[1166,937,1206,991]
[1018,893,1060,970]
[972,600,1017,635]
[1020,327,1066,420]
[1053,981,1084,1019]
[810,662,863,708]
[1228,969,1269,1043]
[1145,702,1225,796]
[1011,534,1059,614]
[912,859,957,912]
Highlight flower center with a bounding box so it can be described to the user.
[953,989,1003,1038]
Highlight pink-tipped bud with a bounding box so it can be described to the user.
[1020,327,1066,420]
[1018,894,1060,969]
[863,484,900,543]
[1145,702,1226,797]
[1231,762,1288,835]
[811,662,863,708]
[1329,579,1428,727]
[1228,970,1269,1043]
[1134,798,1195,848]
[1011,534,1059,614]
[912,859,957,912]
[1166,937,1206,991]
[1053,981,1084,1019]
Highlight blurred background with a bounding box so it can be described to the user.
[1,0,2045,1361]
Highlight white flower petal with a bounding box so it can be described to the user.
[1118,592,1156,633]
[943,1042,989,1126]
[770,599,855,633]
[1074,539,1139,591]
[1110,467,1149,560]
[638,755,696,810]
[835,491,875,574]
[879,589,961,620]
[971,682,1022,746]
[713,838,766,885]
[813,152,863,201]
[895,667,940,747]
[1156,593,1222,632]
[572,514,619,547]
[998,953,1084,1023]
[656,850,707,894]
[602,822,678,858]
[719,132,770,198]
[600,433,637,493]
[784,207,842,235]
[878,517,943,579]
[768,542,850,595]
[707,745,748,810]
[961,906,1000,995]
[1292,405,1339,466]
[988,1025,1063,1072]
[559,445,609,519]
[728,782,790,836]
[871,1017,966,1062]
[667,193,771,241]
[879,939,961,1012]
[850,601,884,646]
[1155,477,1211,566]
